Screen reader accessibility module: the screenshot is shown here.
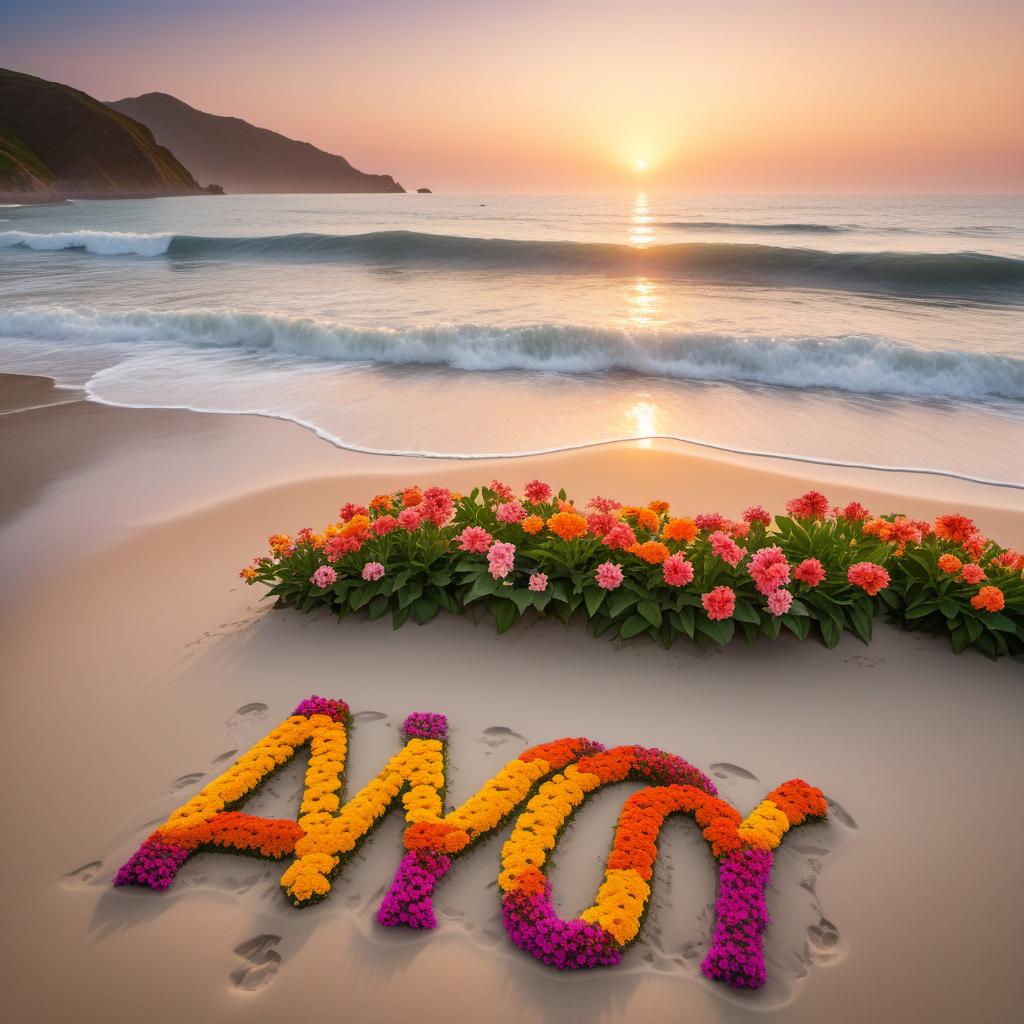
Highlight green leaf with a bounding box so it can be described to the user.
[584,587,606,617]
[494,600,519,634]
[818,616,842,648]
[397,581,424,609]
[950,624,970,654]
[783,613,810,641]
[670,606,695,639]
[413,597,439,624]
[985,612,1018,634]
[637,599,662,628]
[463,574,496,605]
[964,615,983,642]
[696,617,734,646]
[367,594,390,620]
[510,588,535,614]
[392,605,412,630]
[847,600,873,645]
[619,614,650,640]
[939,599,960,620]
[732,601,761,625]
[607,589,638,618]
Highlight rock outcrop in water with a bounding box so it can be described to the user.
[107,91,405,194]
[0,68,213,200]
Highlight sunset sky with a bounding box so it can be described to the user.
[2,0,1022,193]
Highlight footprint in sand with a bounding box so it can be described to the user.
[352,711,388,724]
[229,935,282,991]
[824,798,859,830]
[806,917,842,965]
[225,703,269,734]
[61,861,103,888]
[170,772,205,792]
[480,726,528,750]
[708,762,759,782]
[843,654,885,670]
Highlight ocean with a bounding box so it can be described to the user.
[1,193,1022,487]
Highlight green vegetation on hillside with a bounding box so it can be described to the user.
[0,67,205,196]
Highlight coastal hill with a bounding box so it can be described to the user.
[0,68,213,199]
[108,92,405,194]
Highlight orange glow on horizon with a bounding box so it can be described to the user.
[4,1,1022,193]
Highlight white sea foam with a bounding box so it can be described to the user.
[1,306,1022,402]
[0,230,173,256]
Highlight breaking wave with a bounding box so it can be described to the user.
[2,306,1022,402]
[2,229,1022,301]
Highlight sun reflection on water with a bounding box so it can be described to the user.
[628,398,659,448]
[629,191,656,248]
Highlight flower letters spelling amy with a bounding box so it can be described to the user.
[114,697,828,990]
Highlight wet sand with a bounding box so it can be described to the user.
[1,373,1022,1024]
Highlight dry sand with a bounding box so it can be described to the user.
[1,373,1022,1024]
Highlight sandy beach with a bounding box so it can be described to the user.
[2,372,1022,1024]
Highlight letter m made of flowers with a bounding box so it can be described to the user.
[114,696,828,990]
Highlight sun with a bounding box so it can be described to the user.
[635,158,647,172]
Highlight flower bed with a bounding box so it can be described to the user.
[242,482,1023,658]
[114,697,827,989]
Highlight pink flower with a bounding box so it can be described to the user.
[709,530,747,567]
[324,534,364,560]
[959,563,986,584]
[398,508,422,531]
[662,554,694,587]
[489,479,515,500]
[747,545,791,595]
[524,480,553,504]
[766,588,793,616]
[785,490,830,520]
[602,522,638,550]
[695,512,726,531]
[339,503,369,522]
[458,526,493,553]
[487,541,516,579]
[702,586,736,621]
[793,557,826,587]
[847,561,890,596]
[743,505,772,526]
[588,495,622,513]
[595,561,624,590]
[420,486,455,526]
[362,562,385,581]
[496,500,527,524]
[371,515,399,535]
[311,565,337,588]
[587,511,617,537]
[528,573,548,592]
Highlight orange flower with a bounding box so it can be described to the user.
[635,508,660,533]
[631,541,670,564]
[522,515,545,535]
[403,821,470,853]
[519,737,599,767]
[971,586,1005,613]
[546,511,589,541]
[268,533,292,554]
[662,517,698,543]
[862,518,888,538]
[937,554,963,575]
[402,486,423,507]
[239,566,258,581]
[370,494,393,512]
[935,514,977,545]
[647,500,670,514]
